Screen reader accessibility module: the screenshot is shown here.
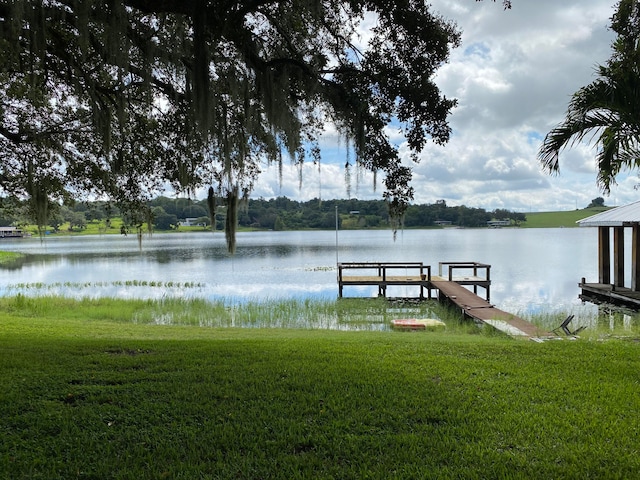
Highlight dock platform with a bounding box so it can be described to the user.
[579,280,640,308]
[338,262,432,299]
[337,261,551,339]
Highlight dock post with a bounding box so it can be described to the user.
[486,265,491,301]
[598,226,611,284]
[614,227,625,287]
[633,225,640,291]
[473,264,478,295]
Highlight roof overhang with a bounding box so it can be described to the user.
[577,200,640,227]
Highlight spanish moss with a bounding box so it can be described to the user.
[1,0,462,252]
[206,186,216,232]
[225,188,239,254]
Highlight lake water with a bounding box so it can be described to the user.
[0,228,604,316]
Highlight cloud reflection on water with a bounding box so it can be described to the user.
[0,228,600,319]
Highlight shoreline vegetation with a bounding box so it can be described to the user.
[0,251,23,264]
[1,205,610,238]
[2,296,640,478]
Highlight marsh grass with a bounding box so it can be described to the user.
[0,295,478,333]
[0,251,23,265]
[7,280,203,291]
[520,303,640,340]
[5,293,640,338]
[2,300,640,478]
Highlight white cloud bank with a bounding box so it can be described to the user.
[252,0,636,212]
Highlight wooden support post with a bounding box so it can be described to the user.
[633,225,640,291]
[598,226,611,284]
[485,265,491,301]
[614,227,625,287]
[473,265,478,294]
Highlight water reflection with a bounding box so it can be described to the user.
[0,228,612,318]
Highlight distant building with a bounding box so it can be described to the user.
[178,218,205,227]
[487,220,511,228]
[434,220,452,226]
[0,226,30,238]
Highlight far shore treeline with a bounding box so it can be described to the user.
[1,196,609,233]
[0,196,527,232]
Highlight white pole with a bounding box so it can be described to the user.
[335,205,339,265]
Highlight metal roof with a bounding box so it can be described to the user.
[577,200,640,227]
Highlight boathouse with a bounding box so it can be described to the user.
[0,226,29,238]
[578,201,640,308]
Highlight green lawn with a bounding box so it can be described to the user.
[522,207,609,228]
[1,297,640,479]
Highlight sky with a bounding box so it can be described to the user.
[250,0,634,213]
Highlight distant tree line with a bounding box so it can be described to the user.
[158,196,526,230]
[244,198,527,230]
[0,196,526,232]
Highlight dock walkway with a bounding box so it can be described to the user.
[337,261,551,339]
[431,278,550,338]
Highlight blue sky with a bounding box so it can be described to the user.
[251,0,630,212]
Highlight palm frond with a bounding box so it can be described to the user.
[538,67,640,191]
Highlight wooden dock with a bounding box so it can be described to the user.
[337,261,552,339]
[579,280,640,308]
[338,262,432,299]
[431,278,550,338]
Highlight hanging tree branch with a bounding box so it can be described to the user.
[0,0,472,249]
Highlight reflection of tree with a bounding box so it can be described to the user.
[0,255,29,271]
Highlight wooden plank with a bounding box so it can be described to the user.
[433,280,488,309]
[580,281,640,307]
[432,279,551,339]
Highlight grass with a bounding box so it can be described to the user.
[0,251,23,264]
[522,207,610,228]
[16,217,214,237]
[0,295,472,332]
[2,296,640,478]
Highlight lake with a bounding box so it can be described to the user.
[0,227,603,316]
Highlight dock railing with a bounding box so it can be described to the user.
[437,261,491,300]
[337,262,431,299]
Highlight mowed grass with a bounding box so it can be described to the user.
[523,207,610,228]
[2,297,640,478]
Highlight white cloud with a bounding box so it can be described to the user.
[251,1,633,212]
[252,161,381,202]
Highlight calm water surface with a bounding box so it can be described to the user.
[0,228,603,315]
